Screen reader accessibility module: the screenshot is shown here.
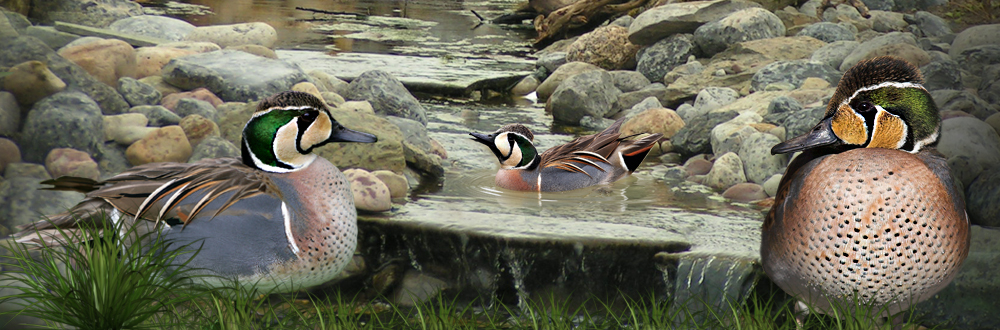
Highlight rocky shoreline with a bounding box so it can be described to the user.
[0,0,999,328]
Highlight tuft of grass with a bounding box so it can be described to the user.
[0,215,212,330]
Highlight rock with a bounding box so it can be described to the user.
[1,60,66,105]
[291,81,323,101]
[389,270,449,307]
[920,58,963,91]
[160,87,223,111]
[628,0,762,45]
[627,96,664,114]
[321,92,345,107]
[767,104,825,139]
[59,36,104,51]
[23,26,79,50]
[693,7,786,57]
[609,70,651,93]
[978,65,1000,105]
[937,117,1000,176]
[684,156,713,176]
[722,182,767,202]
[18,92,103,163]
[226,44,278,59]
[987,113,1000,135]
[565,25,639,70]
[386,116,443,177]
[840,32,919,71]
[906,11,952,39]
[955,45,1000,81]
[307,70,350,96]
[309,108,406,174]
[159,41,221,53]
[966,167,1000,227]
[796,22,855,43]
[0,138,21,174]
[949,24,1000,59]
[868,10,908,33]
[0,166,84,230]
[108,15,195,41]
[188,135,238,162]
[28,0,142,28]
[672,110,739,156]
[173,98,218,122]
[130,105,181,127]
[762,174,782,197]
[183,22,278,48]
[536,61,602,102]
[947,155,982,189]
[117,77,161,106]
[932,89,998,120]
[179,114,219,147]
[134,46,197,79]
[767,95,802,114]
[738,132,786,184]
[511,75,539,95]
[344,70,427,125]
[694,87,739,114]
[138,75,182,96]
[537,51,568,73]
[103,112,148,140]
[161,50,309,102]
[915,226,1000,329]
[547,70,621,125]
[125,125,192,165]
[636,33,697,83]
[343,168,392,212]
[704,152,747,191]
[711,112,763,156]
[57,38,137,87]
[750,60,840,92]
[0,92,18,136]
[622,107,685,139]
[809,40,858,70]
[44,148,99,180]
[373,170,408,199]
[612,83,667,115]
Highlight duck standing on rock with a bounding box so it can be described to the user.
[761,56,970,328]
[13,91,377,293]
[470,117,662,192]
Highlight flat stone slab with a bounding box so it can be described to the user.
[276,50,533,96]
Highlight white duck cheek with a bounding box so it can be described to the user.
[299,114,332,150]
[502,142,523,168]
[494,133,511,157]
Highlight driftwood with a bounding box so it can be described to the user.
[532,0,650,48]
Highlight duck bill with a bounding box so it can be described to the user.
[469,132,494,146]
[330,126,378,143]
[771,117,839,155]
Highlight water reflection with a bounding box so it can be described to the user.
[175,0,533,55]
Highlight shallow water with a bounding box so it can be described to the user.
[167,0,765,309]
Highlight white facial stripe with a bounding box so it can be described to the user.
[843,82,927,107]
[282,202,301,254]
[912,129,938,153]
[245,139,293,173]
[505,140,523,168]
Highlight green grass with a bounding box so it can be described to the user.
[0,217,946,330]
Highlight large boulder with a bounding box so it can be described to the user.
[183,22,278,48]
[108,15,195,42]
[750,60,841,92]
[0,36,130,114]
[636,34,697,83]
[628,0,761,45]
[344,70,427,125]
[0,163,84,230]
[565,25,640,70]
[18,91,104,163]
[547,70,621,125]
[27,0,142,28]
[937,117,1000,177]
[839,32,924,71]
[535,61,603,102]
[795,22,856,43]
[1,60,66,105]
[949,24,1000,59]
[693,7,786,57]
[161,50,309,102]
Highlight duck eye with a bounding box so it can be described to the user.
[299,110,317,124]
[856,102,874,113]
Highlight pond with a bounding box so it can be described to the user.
[161,0,765,315]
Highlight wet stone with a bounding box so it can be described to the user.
[19,91,104,163]
[117,77,161,106]
[704,152,747,191]
[161,50,309,102]
[188,136,239,163]
[0,138,22,175]
[0,164,84,230]
[125,125,192,165]
[130,105,181,127]
[0,92,19,137]
[722,182,768,202]
[174,98,219,123]
[344,168,392,213]
[345,70,427,125]
[45,148,99,180]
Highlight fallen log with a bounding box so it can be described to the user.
[532,0,650,48]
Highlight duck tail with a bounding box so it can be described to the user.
[619,133,664,173]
